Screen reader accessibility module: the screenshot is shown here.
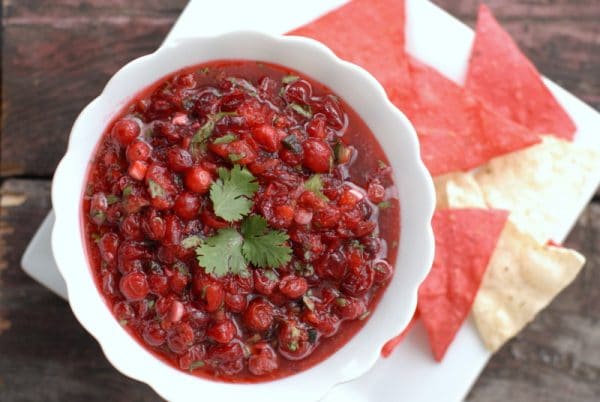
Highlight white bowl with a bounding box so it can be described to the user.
[51,31,435,402]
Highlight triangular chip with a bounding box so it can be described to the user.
[475,135,600,243]
[473,221,585,351]
[397,57,540,176]
[418,209,509,361]
[289,0,411,101]
[466,5,576,139]
[434,172,486,210]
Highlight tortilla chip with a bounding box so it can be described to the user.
[289,0,412,101]
[397,57,540,176]
[466,5,576,140]
[418,209,509,361]
[475,135,600,243]
[434,172,486,210]
[473,221,585,351]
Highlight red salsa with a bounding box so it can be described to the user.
[82,61,399,382]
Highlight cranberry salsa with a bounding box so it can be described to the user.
[83,61,399,382]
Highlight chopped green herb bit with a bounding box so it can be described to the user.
[289,103,312,118]
[181,235,203,249]
[148,179,166,198]
[189,360,205,371]
[199,67,210,75]
[359,311,371,321]
[210,166,258,222]
[377,160,388,169]
[377,200,391,210]
[350,240,365,251]
[106,195,120,205]
[191,112,237,146]
[91,233,101,243]
[336,298,348,307]
[123,185,133,197]
[288,341,299,352]
[228,153,244,162]
[281,134,302,154]
[119,319,128,326]
[308,328,318,344]
[282,75,299,84]
[304,175,328,201]
[174,262,189,275]
[213,133,237,144]
[147,299,155,309]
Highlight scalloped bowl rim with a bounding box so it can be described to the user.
[51,31,435,402]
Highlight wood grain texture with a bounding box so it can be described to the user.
[1,1,599,401]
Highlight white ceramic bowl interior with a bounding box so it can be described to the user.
[51,31,435,402]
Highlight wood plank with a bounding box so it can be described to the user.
[0,179,160,401]
[1,21,177,177]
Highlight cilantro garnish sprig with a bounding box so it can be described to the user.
[195,215,292,277]
[210,165,259,222]
[195,166,292,277]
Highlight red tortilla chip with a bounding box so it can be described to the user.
[381,312,418,358]
[396,57,540,176]
[466,5,576,140]
[288,0,411,100]
[418,209,509,361]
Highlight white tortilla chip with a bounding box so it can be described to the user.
[472,221,585,351]
[475,135,600,243]
[434,172,486,209]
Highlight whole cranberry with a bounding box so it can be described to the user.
[167,147,193,172]
[112,119,140,146]
[126,141,152,163]
[173,192,201,220]
[302,138,332,173]
[279,275,308,299]
[207,318,237,344]
[248,342,278,376]
[244,298,274,332]
[119,271,149,301]
[184,166,212,194]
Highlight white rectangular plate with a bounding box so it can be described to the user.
[22,0,600,401]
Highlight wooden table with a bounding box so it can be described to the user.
[1,1,599,400]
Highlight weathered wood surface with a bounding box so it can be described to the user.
[1,1,599,401]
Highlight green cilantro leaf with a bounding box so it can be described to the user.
[196,228,247,277]
[241,215,292,269]
[210,166,258,222]
[289,103,312,118]
[304,175,328,201]
[148,180,166,198]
